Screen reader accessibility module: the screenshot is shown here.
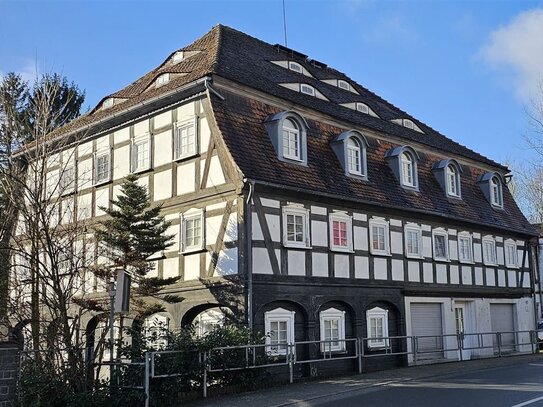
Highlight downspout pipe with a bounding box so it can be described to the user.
[244,179,255,331]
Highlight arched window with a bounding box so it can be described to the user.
[347,138,362,175]
[282,118,301,161]
[401,152,416,187]
[446,164,459,197]
[490,176,503,207]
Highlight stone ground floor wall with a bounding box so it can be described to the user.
[0,342,20,407]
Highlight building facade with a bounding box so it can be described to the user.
[12,25,539,367]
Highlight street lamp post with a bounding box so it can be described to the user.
[108,279,116,388]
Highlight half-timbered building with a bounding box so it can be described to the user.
[15,25,539,367]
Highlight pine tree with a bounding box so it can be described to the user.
[95,174,174,278]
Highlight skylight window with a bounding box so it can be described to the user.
[300,84,315,96]
[356,103,369,114]
[289,61,303,73]
[156,73,170,87]
[103,98,114,109]
[172,51,185,63]
[338,80,350,91]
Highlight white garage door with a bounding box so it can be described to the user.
[490,303,515,351]
[411,303,443,359]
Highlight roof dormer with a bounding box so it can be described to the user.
[391,118,424,133]
[321,78,359,94]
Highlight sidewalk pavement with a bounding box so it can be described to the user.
[187,353,543,407]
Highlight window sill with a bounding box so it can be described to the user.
[320,348,347,354]
[180,247,206,255]
[132,166,153,175]
[405,254,424,260]
[283,243,312,250]
[93,179,111,188]
[433,258,450,263]
[174,152,198,162]
[330,247,354,254]
[506,265,519,270]
[370,251,391,257]
[483,262,497,267]
[458,260,475,265]
[60,190,76,197]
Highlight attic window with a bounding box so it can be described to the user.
[403,119,415,130]
[289,61,303,73]
[103,98,114,109]
[356,103,369,114]
[172,51,185,63]
[300,84,315,96]
[156,73,170,87]
[338,80,350,91]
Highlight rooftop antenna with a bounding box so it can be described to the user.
[282,0,288,47]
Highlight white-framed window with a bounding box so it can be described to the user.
[403,119,415,129]
[300,84,315,96]
[195,308,225,337]
[400,152,416,188]
[458,232,473,263]
[288,61,303,73]
[482,236,497,266]
[369,218,390,255]
[504,240,518,268]
[338,80,350,91]
[60,164,76,195]
[174,117,197,160]
[144,313,171,350]
[93,150,111,185]
[131,133,151,173]
[366,307,388,349]
[156,73,170,87]
[319,308,346,352]
[181,209,204,253]
[404,224,422,258]
[172,51,184,63]
[356,103,369,114]
[446,164,460,198]
[265,308,295,356]
[102,98,114,109]
[282,118,301,161]
[282,205,310,248]
[433,229,449,261]
[347,137,363,176]
[329,212,353,252]
[490,176,503,207]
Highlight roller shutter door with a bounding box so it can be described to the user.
[411,303,443,359]
[490,304,515,351]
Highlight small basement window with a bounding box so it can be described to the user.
[300,84,315,96]
[289,61,303,73]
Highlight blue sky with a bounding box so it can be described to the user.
[1,0,543,168]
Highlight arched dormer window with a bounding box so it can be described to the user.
[432,159,462,199]
[264,111,309,166]
[330,130,368,180]
[384,146,420,190]
[478,172,504,209]
[401,152,415,187]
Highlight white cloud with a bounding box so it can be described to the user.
[480,8,543,102]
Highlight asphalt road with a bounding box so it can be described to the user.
[311,361,543,407]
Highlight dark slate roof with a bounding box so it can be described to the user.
[211,90,536,236]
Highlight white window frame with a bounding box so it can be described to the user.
[174,117,198,161]
[458,232,473,264]
[356,103,369,114]
[282,118,302,161]
[319,308,346,352]
[504,239,518,269]
[300,84,315,96]
[156,73,170,87]
[400,152,417,188]
[404,224,423,259]
[60,163,76,195]
[346,137,365,176]
[131,132,152,173]
[482,236,497,266]
[329,212,353,252]
[369,218,390,256]
[403,119,415,129]
[446,164,460,198]
[338,80,351,91]
[366,307,389,349]
[172,51,184,63]
[93,150,111,186]
[265,308,295,356]
[102,98,114,109]
[282,205,310,248]
[180,209,205,253]
[432,229,449,261]
[490,176,503,208]
[196,309,224,338]
[288,61,303,73]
